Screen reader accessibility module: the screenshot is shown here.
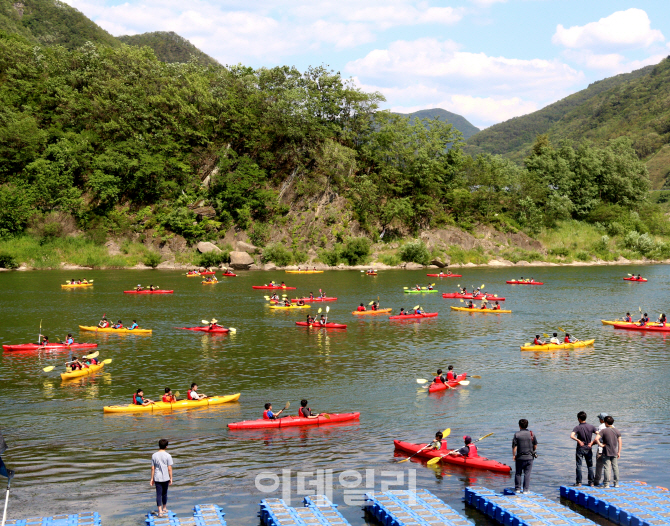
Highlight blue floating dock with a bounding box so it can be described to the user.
[561,481,670,526]
[4,512,101,526]
[145,503,226,526]
[464,486,597,526]
[260,495,352,526]
[364,489,474,526]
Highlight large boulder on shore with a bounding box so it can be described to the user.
[196,241,222,254]
[404,262,424,270]
[230,251,254,269]
[235,241,257,253]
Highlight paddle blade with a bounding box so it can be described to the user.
[543,333,549,338]
[443,428,451,437]
[42,366,55,372]
[369,301,375,305]
[413,305,420,310]
[326,306,330,313]
[174,392,180,398]
[477,432,494,441]
[397,457,411,463]
[416,379,429,384]
[481,284,485,289]
[229,328,237,333]
[426,456,442,466]
[458,380,470,386]
[102,358,112,364]
[558,327,565,333]
[318,308,322,313]
[460,299,464,303]
[84,351,99,359]
[525,342,531,346]
[322,413,331,419]
[201,320,209,324]
[283,401,290,410]
[470,375,482,379]
[403,287,408,289]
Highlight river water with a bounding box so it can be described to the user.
[1,266,669,525]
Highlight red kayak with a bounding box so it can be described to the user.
[177,326,230,333]
[426,274,461,277]
[221,272,237,277]
[295,321,347,329]
[389,313,438,320]
[393,440,511,473]
[506,280,543,285]
[442,293,505,301]
[428,373,467,393]
[252,285,297,290]
[199,271,216,275]
[124,290,174,294]
[623,277,647,282]
[229,412,360,430]
[3,342,98,352]
[613,323,669,332]
[291,297,337,302]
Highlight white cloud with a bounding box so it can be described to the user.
[553,8,664,51]
[563,50,666,73]
[468,0,506,7]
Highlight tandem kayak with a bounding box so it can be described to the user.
[177,326,230,333]
[426,274,462,277]
[124,290,174,294]
[601,320,659,326]
[442,293,506,301]
[79,325,152,334]
[351,308,393,316]
[61,362,105,380]
[623,277,647,282]
[389,313,438,320]
[404,289,438,294]
[612,323,670,332]
[428,373,467,393]
[62,283,93,288]
[199,271,216,275]
[3,342,98,352]
[506,280,543,285]
[285,270,324,274]
[295,322,347,329]
[202,280,218,284]
[252,285,297,290]
[451,306,511,314]
[269,304,310,309]
[186,273,201,277]
[291,297,337,302]
[228,411,360,430]
[393,440,511,473]
[104,393,240,413]
[221,273,237,277]
[520,339,595,351]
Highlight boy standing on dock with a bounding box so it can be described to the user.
[570,411,598,486]
[512,419,537,493]
[597,416,622,488]
[150,439,174,518]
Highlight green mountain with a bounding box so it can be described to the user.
[117,31,218,66]
[465,62,660,162]
[0,0,119,48]
[398,108,480,140]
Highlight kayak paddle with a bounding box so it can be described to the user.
[426,432,494,466]
[398,428,451,463]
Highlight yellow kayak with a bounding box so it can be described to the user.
[601,320,658,326]
[103,393,240,413]
[202,280,218,284]
[451,306,512,314]
[62,283,93,288]
[79,325,152,334]
[285,270,324,274]
[520,339,595,352]
[269,304,310,309]
[61,362,105,380]
[185,273,201,277]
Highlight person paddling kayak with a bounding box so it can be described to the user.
[136,284,144,291]
[270,292,279,301]
[533,334,547,345]
[623,312,632,322]
[658,313,667,327]
[398,308,407,316]
[446,365,458,382]
[357,303,366,312]
[133,389,154,406]
[299,399,320,419]
[637,312,649,326]
[433,369,446,385]
[428,431,445,450]
[447,435,478,458]
[162,388,178,403]
[318,315,327,326]
[466,301,474,309]
[564,333,577,343]
[263,403,285,420]
[128,320,139,330]
[113,320,123,329]
[187,383,207,400]
[98,316,109,328]
[549,333,560,344]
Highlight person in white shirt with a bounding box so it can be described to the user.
[150,439,173,518]
[549,333,560,344]
[595,412,609,486]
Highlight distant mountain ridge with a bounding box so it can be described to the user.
[0,0,218,65]
[397,108,480,140]
[465,59,670,187]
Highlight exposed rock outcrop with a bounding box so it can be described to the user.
[230,251,254,269]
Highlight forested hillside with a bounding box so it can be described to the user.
[466,58,670,188]
[118,32,218,66]
[399,108,480,140]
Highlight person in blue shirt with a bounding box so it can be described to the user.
[263,403,285,420]
[133,389,154,406]
[128,320,139,330]
[112,320,123,329]
[64,333,74,345]
[0,431,15,481]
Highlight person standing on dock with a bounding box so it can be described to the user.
[594,413,609,486]
[512,419,537,493]
[570,411,598,486]
[150,439,173,518]
[596,416,622,488]
[0,430,15,481]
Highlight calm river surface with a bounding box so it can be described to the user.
[1,266,669,525]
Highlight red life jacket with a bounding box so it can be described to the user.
[357,306,365,311]
[467,444,478,457]
[534,338,543,345]
[564,336,570,343]
[299,407,311,418]
[434,376,443,384]
[446,371,455,381]
[188,390,198,400]
[263,410,270,420]
[132,395,142,405]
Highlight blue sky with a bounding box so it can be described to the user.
[63,0,670,128]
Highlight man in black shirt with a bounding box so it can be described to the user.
[512,418,537,493]
[570,411,598,486]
